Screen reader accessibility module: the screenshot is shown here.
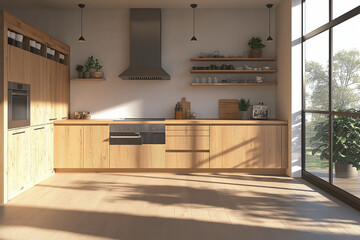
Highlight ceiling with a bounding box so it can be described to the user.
[0,0,281,9]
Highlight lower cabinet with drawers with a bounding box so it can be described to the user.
[53,121,288,172]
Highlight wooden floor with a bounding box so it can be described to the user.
[1,173,360,240]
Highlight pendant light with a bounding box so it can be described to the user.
[78,3,86,42]
[266,4,273,42]
[190,4,198,42]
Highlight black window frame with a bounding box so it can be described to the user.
[301,0,360,211]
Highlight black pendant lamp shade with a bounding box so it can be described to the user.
[191,4,198,42]
[266,4,273,42]
[78,3,86,42]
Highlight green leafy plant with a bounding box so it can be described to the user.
[238,98,251,111]
[84,56,95,72]
[75,64,84,72]
[311,110,360,170]
[248,37,266,50]
[94,58,103,71]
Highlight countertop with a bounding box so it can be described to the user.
[54,119,288,125]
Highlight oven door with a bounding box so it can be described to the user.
[8,89,30,129]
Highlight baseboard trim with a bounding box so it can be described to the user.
[54,168,287,175]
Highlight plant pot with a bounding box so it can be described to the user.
[84,72,91,78]
[92,71,104,79]
[249,49,262,58]
[78,72,84,79]
[239,111,249,120]
[334,162,358,179]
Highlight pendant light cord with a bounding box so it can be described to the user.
[193,7,195,36]
[81,7,83,36]
[268,7,271,37]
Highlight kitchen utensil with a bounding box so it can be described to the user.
[219,99,239,120]
[263,66,271,70]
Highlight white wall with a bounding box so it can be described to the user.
[8,8,276,119]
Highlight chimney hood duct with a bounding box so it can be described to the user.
[119,9,170,80]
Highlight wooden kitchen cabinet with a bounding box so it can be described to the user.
[46,124,54,173]
[30,125,47,183]
[7,128,30,199]
[8,45,29,84]
[46,59,58,122]
[84,125,109,168]
[30,53,48,126]
[166,125,209,151]
[54,125,84,168]
[110,145,165,168]
[57,63,70,120]
[210,125,283,168]
[166,152,209,168]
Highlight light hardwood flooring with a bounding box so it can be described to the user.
[1,173,360,240]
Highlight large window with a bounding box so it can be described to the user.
[303,1,360,202]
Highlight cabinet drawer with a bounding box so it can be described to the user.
[166,152,209,168]
[166,125,209,132]
[166,136,209,150]
[166,130,209,136]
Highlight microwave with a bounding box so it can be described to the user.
[8,82,30,129]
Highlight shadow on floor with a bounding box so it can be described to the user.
[1,205,359,240]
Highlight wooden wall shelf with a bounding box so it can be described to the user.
[71,78,105,81]
[191,70,276,74]
[191,83,276,86]
[191,58,276,61]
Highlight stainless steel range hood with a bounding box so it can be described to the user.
[119,9,170,80]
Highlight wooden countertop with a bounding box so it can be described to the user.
[55,119,288,125]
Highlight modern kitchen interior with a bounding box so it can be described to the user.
[1,0,360,239]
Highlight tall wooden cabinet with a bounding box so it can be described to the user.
[1,10,70,204]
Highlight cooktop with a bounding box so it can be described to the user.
[114,118,165,121]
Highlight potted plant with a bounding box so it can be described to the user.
[248,37,265,58]
[238,98,251,120]
[75,64,84,78]
[84,56,95,78]
[92,58,104,78]
[311,112,360,178]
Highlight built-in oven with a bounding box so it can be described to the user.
[8,82,30,129]
[109,124,165,145]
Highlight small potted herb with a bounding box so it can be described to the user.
[92,58,104,79]
[84,56,95,78]
[75,64,84,78]
[238,98,251,120]
[248,37,265,58]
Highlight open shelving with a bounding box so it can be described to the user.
[191,70,276,74]
[71,78,105,81]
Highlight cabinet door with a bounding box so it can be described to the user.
[30,125,47,183]
[46,60,58,122]
[110,145,165,168]
[54,125,84,168]
[84,125,109,168]
[46,124,54,173]
[7,128,30,199]
[30,54,47,125]
[8,45,29,84]
[210,126,282,168]
[56,63,69,120]
[165,152,209,168]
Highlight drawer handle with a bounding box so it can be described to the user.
[62,117,68,119]
[12,131,25,135]
[110,135,141,139]
[34,127,45,131]
[49,118,57,121]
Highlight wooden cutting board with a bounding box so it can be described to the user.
[219,99,239,119]
[178,97,191,118]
